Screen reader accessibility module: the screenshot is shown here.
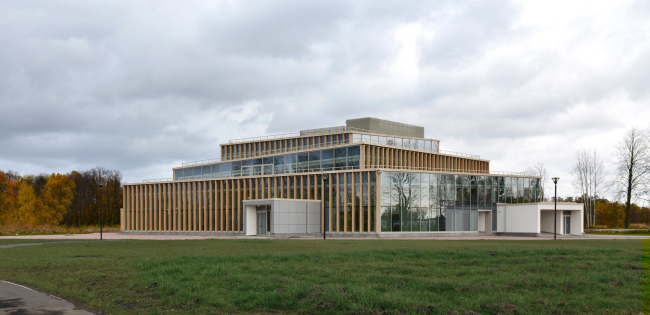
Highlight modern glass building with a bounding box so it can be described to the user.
[120,118,541,236]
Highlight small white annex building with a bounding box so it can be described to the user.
[495,202,584,237]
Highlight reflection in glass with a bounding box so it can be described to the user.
[470,176,477,209]
[241,166,251,177]
[202,165,211,178]
[285,154,296,173]
[231,162,241,177]
[347,146,360,168]
[321,150,333,171]
[309,151,321,171]
[273,156,284,174]
[221,163,232,177]
[335,148,347,169]
[297,152,309,172]
[339,174,345,231]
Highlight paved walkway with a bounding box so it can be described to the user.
[0,280,93,314]
[1,232,648,241]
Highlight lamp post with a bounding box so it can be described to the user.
[98,178,106,241]
[552,177,559,240]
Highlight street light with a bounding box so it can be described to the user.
[98,178,106,241]
[552,177,560,240]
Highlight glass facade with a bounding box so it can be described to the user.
[175,146,361,180]
[380,172,540,233]
[352,133,439,153]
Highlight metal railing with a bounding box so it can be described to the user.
[143,178,173,183]
[181,139,353,166]
[371,166,524,176]
[182,157,221,167]
[300,126,372,136]
[169,164,527,182]
[438,150,480,159]
[227,126,375,143]
[228,132,302,144]
[181,138,480,168]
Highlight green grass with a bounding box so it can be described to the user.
[643,240,650,314]
[0,239,642,314]
[0,239,70,245]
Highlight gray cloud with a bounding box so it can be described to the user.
[1,0,649,198]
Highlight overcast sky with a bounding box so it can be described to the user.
[1,0,649,199]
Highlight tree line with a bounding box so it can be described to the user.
[526,127,650,228]
[0,167,123,226]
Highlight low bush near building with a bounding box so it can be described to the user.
[0,223,119,236]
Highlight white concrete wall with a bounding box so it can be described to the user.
[245,206,256,236]
[497,206,505,233]
[273,200,321,234]
[502,204,540,234]
[484,211,492,232]
[540,211,555,233]
[570,210,583,235]
[478,212,485,232]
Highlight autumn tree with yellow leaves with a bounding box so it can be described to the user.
[0,168,121,227]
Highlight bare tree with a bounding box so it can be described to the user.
[572,149,607,227]
[612,127,650,228]
[525,162,548,201]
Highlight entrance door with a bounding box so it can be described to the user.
[257,212,267,235]
[564,215,571,234]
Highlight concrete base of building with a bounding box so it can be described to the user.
[289,232,482,238]
[496,232,542,237]
[378,232,480,238]
[120,231,540,238]
[120,231,244,237]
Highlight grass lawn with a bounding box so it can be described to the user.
[643,240,650,314]
[0,239,72,245]
[0,239,642,314]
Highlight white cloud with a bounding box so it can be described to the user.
[0,0,648,200]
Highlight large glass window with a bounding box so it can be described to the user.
[241,165,251,177]
[334,148,347,169]
[212,164,221,178]
[339,174,345,231]
[221,163,231,177]
[174,169,183,179]
[321,150,333,171]
[297,152,309,172]
[285,154,296,173]
[523,178,530,203]
[309,151,321,171]
[274,156,285,174]
[505,177,512,203]
[347,146,360,168]
[470,176,478,209]
[231,162,241,177]
[202,165,211,178]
